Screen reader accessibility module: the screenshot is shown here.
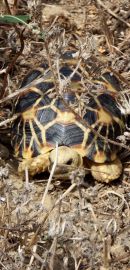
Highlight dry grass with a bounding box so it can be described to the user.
[0,0,130,269]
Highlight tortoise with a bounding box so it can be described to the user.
[11,51,125,183]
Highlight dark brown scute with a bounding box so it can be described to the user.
[60,65,81,81]
[15,91,41,113]
[101,72,122,92]
[20,70,43,88]
[36,107,57,125]
[98,94,122,118]
[36,81,54,93]
[46,123,84,146]
[20,63,49,88]
[83,109,97,125]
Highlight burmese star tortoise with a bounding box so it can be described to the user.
[11,51,125,183]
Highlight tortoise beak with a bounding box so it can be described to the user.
[49,146,83,179]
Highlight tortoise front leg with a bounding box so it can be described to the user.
[88,158,122,183]
[18,152,50,176]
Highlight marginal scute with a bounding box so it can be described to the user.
[31,140,42,157]
[24,121,32,148]
[22,147,33,159]
[86,131,95,147]
[15,139,24,158]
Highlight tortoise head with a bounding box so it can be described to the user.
[49,146,83,179]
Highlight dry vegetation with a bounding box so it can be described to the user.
[1,0,130,269]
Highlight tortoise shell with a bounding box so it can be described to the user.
[12,51,125,167]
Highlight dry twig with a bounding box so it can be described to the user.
[2,0,25,98]
[41,142,58,206]
[97,0,130,27]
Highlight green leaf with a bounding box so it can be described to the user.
[0,15,30,25]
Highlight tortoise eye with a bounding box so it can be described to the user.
[66,159,73,165]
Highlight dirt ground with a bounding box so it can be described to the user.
[1,0,130,269]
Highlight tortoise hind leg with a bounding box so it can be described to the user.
[88,158,122,183]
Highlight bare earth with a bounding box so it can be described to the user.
[0,0,130,269]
